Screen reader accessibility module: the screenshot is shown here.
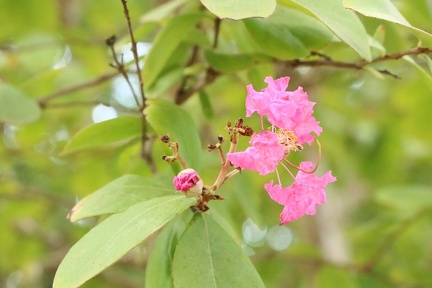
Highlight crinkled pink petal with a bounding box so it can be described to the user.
[227,131,285,175]
[245,76,290,118]
[173,171,201,192]
[245,76,322,145]
[284,87,322,145]
[264,76,290,92]
[264,161,336,224]
[245,85,270,118]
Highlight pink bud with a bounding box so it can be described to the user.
[173,168,203,198]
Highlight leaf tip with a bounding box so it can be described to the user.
[67,201,83,223]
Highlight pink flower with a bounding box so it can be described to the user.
[227,131,285,175]
[264,162,336,224]
[246,76,322,145]
[173,168,203,198]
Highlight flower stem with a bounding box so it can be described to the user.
[284,139,321,174]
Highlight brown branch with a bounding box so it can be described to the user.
[213,18,221,49]
[368,47,432,64]
[106,35,141,109]
[120,0,146,109]
[41,100,139,114]
[38,71,118,108]
[283,47,432,77]
[175,68,220,105]
[120,0,156,173]
[174,17,222,105]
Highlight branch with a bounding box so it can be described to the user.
[282,47,432,77]
[120,0,156,173]
[174,17,222,105]
[106,35,141,109]
[38,71,118,108]
[41,100,139,114]
[120,0,146,110]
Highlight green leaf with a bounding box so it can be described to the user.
[145,99,202,169]
[291,0,372,60]
[198,91,214,119]
[145,211,193,288]
[0,83,41,124]
[140,0,187,23]
[200,0,276,20]
[142,13,203,88]
[67,175,174,222]
[244,7,336,59]
[53,195,197,288]
[61,116,141,155]
[370,25,386,58]
[403,55,432,91]
[316,266,357,288]
[204,50,254,72]
[375,186,432,210]
[172,213,265,288]
[423,55,432,74]
[343,0,432,38]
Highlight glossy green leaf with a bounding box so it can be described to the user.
[145,99,202,169]
[0,83,41,124]
[292,0,372,60]
[204,50,254,72]
[343,0,432,38]
[200,0,276,20]
[68,175,175,222]
[172,214,265,288]
[145,211,193,288]
[244,7,336,59]
[53,195,197,288]
[142,13,203,88]
[375,186,432,210]
[61,116,141,155]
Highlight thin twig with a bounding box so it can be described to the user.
[175,67,220,105]
[38,71,118,108]
[120,0,156,173]
[120,0,146,109]
[174,17,222,105]
[282,47,432,77]
[213,18,221,49]
[106,35,141,108]
[41,100,139,114]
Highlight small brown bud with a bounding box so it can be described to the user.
[207,144,216,151]
[105,35,116,46]
[160,134,170,143]
[240,126,254,137]
[235,118,244,128]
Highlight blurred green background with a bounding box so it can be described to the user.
[1,0,432,287]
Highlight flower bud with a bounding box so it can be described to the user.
[173,168,203,198]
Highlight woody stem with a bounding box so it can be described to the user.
[171,142,188,169]
[211,132,239,190]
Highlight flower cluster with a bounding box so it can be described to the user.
[168,76,335,224]
[227,76,336,224]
